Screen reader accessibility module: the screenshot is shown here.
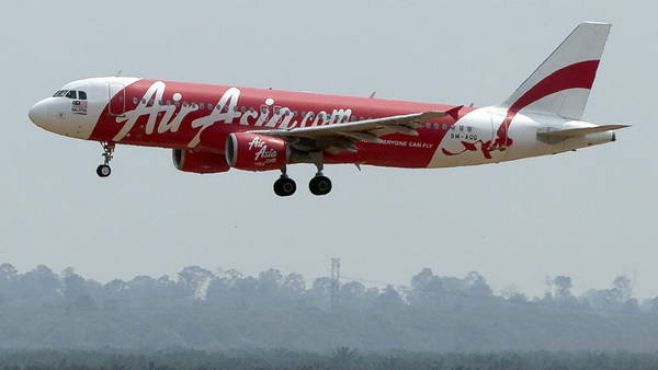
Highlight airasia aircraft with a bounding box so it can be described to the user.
[29,22,626,196]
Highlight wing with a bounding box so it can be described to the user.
[252,108,458,155]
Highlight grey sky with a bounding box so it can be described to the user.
[1,0,656,298]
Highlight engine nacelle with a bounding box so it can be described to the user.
[225,132,288,171]
[172,149,230,174]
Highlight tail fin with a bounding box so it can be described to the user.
[501,22,611,120]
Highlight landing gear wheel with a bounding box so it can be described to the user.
[274,177,297,197]
[309,175,332,196]
[96,164,111,178]
[97,141,115,178]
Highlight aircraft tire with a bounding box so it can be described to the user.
[96,164,111,178]
[309,175,332,196]
[274,177,296,197]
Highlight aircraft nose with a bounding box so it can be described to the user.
[28,100,48,127]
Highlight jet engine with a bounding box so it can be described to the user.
[172,149,230,174]
[225,132,288,171]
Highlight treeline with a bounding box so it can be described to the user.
[1,263,658,352]
[1,349,658,370]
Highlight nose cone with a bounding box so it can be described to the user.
[29,100,48,127]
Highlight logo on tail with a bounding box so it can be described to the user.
[443,22,612,159]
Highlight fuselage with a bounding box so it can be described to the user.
[28,77,615,170]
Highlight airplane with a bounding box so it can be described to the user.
[29,22,627,197]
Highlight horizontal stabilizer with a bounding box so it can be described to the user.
[537,124,629,139]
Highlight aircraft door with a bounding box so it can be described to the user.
[108,82,126,117]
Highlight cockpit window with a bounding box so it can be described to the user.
[53,90,86,100]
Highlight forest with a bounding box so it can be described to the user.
[1,263,657,354]
[1,349,658,370]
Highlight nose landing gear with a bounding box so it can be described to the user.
[96,142,114,178]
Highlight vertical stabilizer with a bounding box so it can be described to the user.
[501,22,611,120]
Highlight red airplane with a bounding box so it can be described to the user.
[29,22,626,196]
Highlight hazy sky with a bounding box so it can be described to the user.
[1,0,656,298]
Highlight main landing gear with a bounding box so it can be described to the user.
[273,162,332,197]
[96,142,114,178]
[308,162,332,196]
[274,171,297,197]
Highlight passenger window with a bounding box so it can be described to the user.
[78,91,87,100]
[66,90,77,99]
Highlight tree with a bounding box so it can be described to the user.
[377,285,404,310]
[62,267,97,312]
[308,277,333,309]
[409,268,442,307]
[104,279,128,296]
[410,268,435,292]
[205,277,231,307]
[234,276,258,310]
[645,297,658,313]
[102,279,128,311]
[177,266,214,299]
[257,269,283,296]
[18,265,61,305]
[502,285,528,303]
[0,263,17,281]
[127,276,160,307]
[613,275,632,302]
[283,273,305,294]
[0,263,18,300]
[553,276,573,300]
[341,281,365,300]
[465,271,492,297]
